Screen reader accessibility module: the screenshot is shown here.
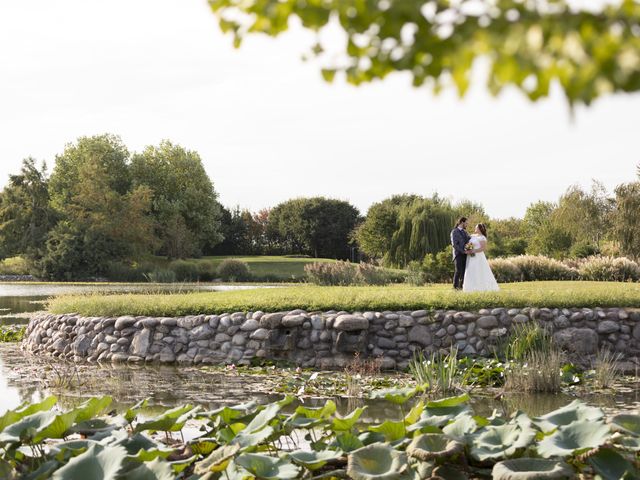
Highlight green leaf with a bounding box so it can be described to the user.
[188,437,218,456]
[407,433,464,461]
[287,449,343,471]
[347,444,409,480]
[51,444,126,480]
[124,458,174,480]
[124,398,149,424]
[195,444,240,474]
[588,447,639,480]
[537,420,611,458]
[0,410,56,444]
[235,453,300,480]
[492,458,574,480]
[332,407,366,431]
[134,404,199,433]
[609,414,640,436]
[321,69,336,83]
[0,396,57,431]
[404,401,424,426]
[532,400,603,432]
[369,420,406,442]
[370,387,417,405]
[333,432,364,452]
[442,414,478,440]
[295,400,336,420]
[73,396,113,424]
[470,421,536,461]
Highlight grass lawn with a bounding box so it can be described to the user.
[47,281,640,317]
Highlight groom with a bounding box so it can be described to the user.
[451,216,471,290]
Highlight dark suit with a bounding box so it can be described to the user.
[451,227,471,289]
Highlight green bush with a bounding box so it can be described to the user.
[0,256,32,276]
[404,261,427,286]
[196,260,218,281]
[578,256,640,282]
[488,258,522,283]
[509,255,577,281]
[143,268,177,283]
[304,261,360,286]
[570,241,600,258]
[421,250,453,283]
[217,259,251,282]
[170,260,199,282]
[356,263,393,285]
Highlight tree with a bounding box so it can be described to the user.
[487,217,527,257]
[0,158,56,260]
[613,181,640,259]
[208,0,640,106]
[213,206,260,255]
[131,141,223,258]
[268,197,360,258]
[355,194,419,259]
[454,200,488,228]
[523,201,556,237]
[42,136,156,279]
[387,196,456,266]
[553,182,614,247]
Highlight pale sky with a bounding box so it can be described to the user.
[0,0,638,219]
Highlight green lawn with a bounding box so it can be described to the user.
[48,281,640,317]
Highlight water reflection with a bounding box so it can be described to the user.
[1,344,639,421]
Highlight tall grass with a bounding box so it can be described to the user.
[593,349,622,389]
[408,347,463,394]
[503,322,553,361]
[504,349,563,393]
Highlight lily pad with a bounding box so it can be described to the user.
[432,465,469,479]
[370,387,418,405]
[287,449,343,470]
[347,444,408,480]
[134,404,199,433]
[235,453,299,480]
[587,447,640,480]
[195,444,240,474]
[532,401,603,433]
[407,433,464,461]
[537,420,610,458]
[51,444,126,480]
[126,458,174,480]
[609,414,640,436]
[470,422,536,462]
[492,458,574,479]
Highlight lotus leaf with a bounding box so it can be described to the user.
[609,414,640,437]
[287,449,343,470]
[195,444,241,474]
[370,387,418,405]
[188,437,218,456]
[333,432,364,452]
[51,444,126,480]
[0,410,57,444]
[0,396,57,432]
[492,458,574,479]
[295,400,336,420]
[125,458,174,480]
[332,407,366,431]
[532,401,603,433]
[232,425,275,448]
[432,465,469,479]
[407,433,464,461]
[235,453,300,479]
[404,401,425,426]
[369,420,407,442]
[204,400,258,425]
[537,420,610,458]
[614,435,640,452]
[470,422,536,462]
[124,398,149,425]
[134,404,199,433]
[71,396,113,424]
[347,444,408,480]
[443,414,478,440]
[242,396,292,434]
[587,447,639,480]
[21,459,59,480]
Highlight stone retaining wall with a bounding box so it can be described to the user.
[22,307,640,369]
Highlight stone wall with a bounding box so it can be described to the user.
[22,307,640,369]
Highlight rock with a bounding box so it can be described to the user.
[190,324,214,341]
[250,328,269,341]
[435,328,447,338]
[232,334,247,346]
[311,316,324,330]
[408,325,432,347]
[553,328,599,355]
[111,353,129,362]
[282,314,306,327]
[130,329,151,357]
[411,310,428,318]
[377,337,396,349]
[597,321,620,334]
[334,315,368,331]
[260,313,285,329]
[72,335,92,356]
[398,316,415,327]
[513,314,529,324]
[633,323,640,341]
[114,316,137,330]
[477,316,498,328]
[379,357,396,370]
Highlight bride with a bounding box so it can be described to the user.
[463,223,499,292]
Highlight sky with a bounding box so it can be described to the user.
[0,0,638,219]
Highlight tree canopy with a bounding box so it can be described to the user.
[208,0,640,106]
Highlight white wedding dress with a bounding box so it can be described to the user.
[463,235,499,292]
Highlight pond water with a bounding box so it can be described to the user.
[1,283,639,421]
[0,282,269,325]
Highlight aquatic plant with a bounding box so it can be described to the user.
[0,389,638,478]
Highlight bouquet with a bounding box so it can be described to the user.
[465,242,475,257]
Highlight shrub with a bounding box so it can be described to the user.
[488,258,521,283]
[503,322,553,361]
[509,255,577,281]
[170,260,199,282]
[304,261,360,286]
[357,263,392,285]
[196,260,218,282]
[143,268,177,283]
[217,259,251,282]
[570,241,600,258]
[505,349,563,393]
[422,250,453,283]
[578,256,640,282]
[0,256,31,276]
[404,261,427,286]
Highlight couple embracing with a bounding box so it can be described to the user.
[451,216,499,292]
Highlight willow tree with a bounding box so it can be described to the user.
[208,0,640,106]
[387,198,455,266]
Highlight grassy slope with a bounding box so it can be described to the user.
[48,281,640,317]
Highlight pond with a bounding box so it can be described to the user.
[0,282,270,325]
